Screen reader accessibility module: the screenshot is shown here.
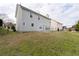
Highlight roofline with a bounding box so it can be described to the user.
[15,4,18,17]
[19,4,51,20]
[16,4,63,25]
[52,19,62,25]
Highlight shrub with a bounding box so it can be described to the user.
[0,28,9,35]
[11,25,16,32]
[75,21,79,31]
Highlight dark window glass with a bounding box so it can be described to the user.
[30,15,32,18]
[39,27,42,29]
[23,22,25,26]
[38,16,40,20]
[31,23,34,27]
[30,13,33,18]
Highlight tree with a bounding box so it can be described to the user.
[0,19,3,27]
[75,21,79,31]
[11,25,16,32]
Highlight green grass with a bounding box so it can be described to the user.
[0,31,79,56]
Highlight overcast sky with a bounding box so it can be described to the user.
[0,0,79,27]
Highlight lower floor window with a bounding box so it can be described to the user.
[31,23,34,27]
[23,22,25,26]
[39,27,42,29]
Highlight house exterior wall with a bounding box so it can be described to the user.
[50,20,57,31]
[16,5,51,32]
[16,4,22,31]
[50,20,62,31]
[57,23,62,30]
[16,4,62,32]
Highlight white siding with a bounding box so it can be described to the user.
[16,5,51,32]
[16,5,23,31]
[50,20,62,31]
[50,20,57,31]
[16,4,62,32]
[57,23,62,30]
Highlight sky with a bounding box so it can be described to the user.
[0,0,79,27]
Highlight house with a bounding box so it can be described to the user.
[15,4,62,32]
[62,26,67,31]
[50,20,62,31]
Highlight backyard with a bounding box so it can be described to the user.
[0,30,79,56]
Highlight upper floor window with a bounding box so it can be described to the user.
[30,12,33,18]
[38,16,40,20]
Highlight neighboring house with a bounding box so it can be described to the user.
[15,4,62,32]
[3,22,13,29]
[62,26,67,31]
[3,22,16,31]
[68,25,76,32]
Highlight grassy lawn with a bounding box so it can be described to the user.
[0,30,79,56]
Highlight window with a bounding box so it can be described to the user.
[38,16,40,20]
[30,14,32,18]
[30,12,33,18]
[45,27,50,30]
[39,27,42,29]
[31,23,34,27]
[23,22,25,26]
